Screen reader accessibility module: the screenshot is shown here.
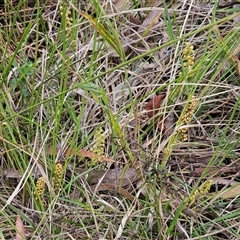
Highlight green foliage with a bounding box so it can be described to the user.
[10,61,34,98]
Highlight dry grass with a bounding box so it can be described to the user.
[1,0,240,239]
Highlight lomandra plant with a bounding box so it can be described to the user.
[162,42,198,167]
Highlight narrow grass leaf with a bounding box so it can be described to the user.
[70,3,124,58]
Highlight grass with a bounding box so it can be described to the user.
[1,0,240,239]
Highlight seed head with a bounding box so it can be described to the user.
[34,177,45,202]
[53,163,63,192]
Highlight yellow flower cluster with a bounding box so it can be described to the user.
[178,96,197,142]
[188,180,212,207]
[116,125,128,149]
[179,42,195,76]
[183,42,195,67]
[34,177,45,202]
[53,163,63,193]
[162,42,196,166]
[162,147,170,156]
[60,5,73,37]
[91,128,105,166]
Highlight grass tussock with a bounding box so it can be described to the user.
[1,0,240,239]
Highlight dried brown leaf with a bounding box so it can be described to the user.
[146,95,165,118]
[219,184,240,199]
[15,215,26,240]
[230,44,240,75]
[100,0,130,12]
[138,10,163,37]
[112,0,130,11]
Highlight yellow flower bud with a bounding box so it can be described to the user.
[34,177,45,201]
[91,128,105,166]
[53,163,63,192]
